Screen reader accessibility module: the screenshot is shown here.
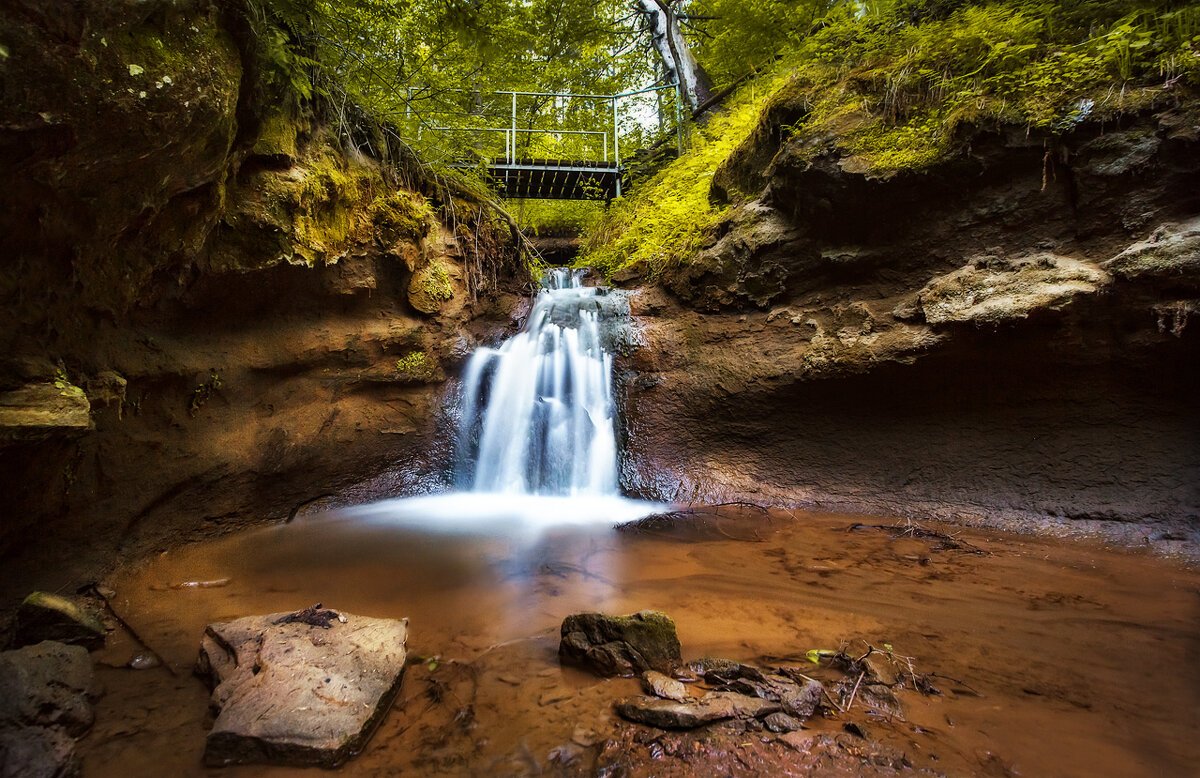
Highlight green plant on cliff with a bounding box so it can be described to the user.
[394,351,439,382]
[583,0,1200,277]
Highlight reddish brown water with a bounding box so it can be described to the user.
[80,508,1200,776]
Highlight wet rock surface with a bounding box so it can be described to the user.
[14,592,107,650]
[559,611,682,676]
[616,691,781,729]
[0,641,95,778]
[195,608,408,767]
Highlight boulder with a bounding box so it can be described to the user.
[0,641,95,778]
[559,611,681,677]
[615,692,780,729]
[14,593,106,650]
[1104,217,1200,288]
[0,726,78,778]
[196,607,408,768]
[0,642,95,736]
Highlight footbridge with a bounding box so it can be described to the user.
[400,84,684,200]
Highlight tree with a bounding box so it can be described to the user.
[634,0,713,112]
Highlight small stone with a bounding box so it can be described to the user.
[127,64,143,76]
[127,653,160,670]
[15,592,106,650]
[763,712,804,733]
[559,611,681,677]
[641,670,688,702]
[571,726,599,747]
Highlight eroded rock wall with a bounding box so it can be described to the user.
[0,1,526,593]
[620,108,1200,528]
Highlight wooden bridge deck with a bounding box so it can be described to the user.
[453,160,621,200]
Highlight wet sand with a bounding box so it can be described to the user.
[80,507,1200,776]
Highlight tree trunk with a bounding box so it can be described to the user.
[638,0,713,114]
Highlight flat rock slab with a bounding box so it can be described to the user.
[196,609,408,768]
[615,692,780,729]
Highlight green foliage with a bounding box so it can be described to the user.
[586,0,1199,276]
[582,67,796,276]
[509,199,605,236]
[687,0,836,86]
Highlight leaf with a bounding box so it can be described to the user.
[806,648,835,664]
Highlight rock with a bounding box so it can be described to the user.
[559,611,682,677]
[0,642,95,737]
[763,711,805,733]
[1104,217,1200,287]
[615,692,780,729]
[914,253,1108,326]
[0,725,79,778]
[14,593,106,650]
[196,609,408,768]
[641,670,689,702]
[0,384,91,441]
[690,657,767,683]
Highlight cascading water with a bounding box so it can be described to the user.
[345,267,662,534]
[456,268,618,496]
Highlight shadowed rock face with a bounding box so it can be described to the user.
[0,640,95,777]
[619,112,1200,529]
[196,609,408,768]
[0,0,529,606]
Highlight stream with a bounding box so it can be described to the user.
[81,507,1200,776]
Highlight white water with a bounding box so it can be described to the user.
[342,268,663,535]
[458,268,618,496]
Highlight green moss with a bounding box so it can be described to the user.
[393,351,439,382]
[418,260,453,300]
[254,110,298,159]
[370,192,435,245]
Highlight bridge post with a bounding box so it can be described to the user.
[510,92,518,163]
[612,95,621,198]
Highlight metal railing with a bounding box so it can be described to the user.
[400,83,685,198]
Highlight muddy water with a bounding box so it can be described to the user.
[80,508,1200,777]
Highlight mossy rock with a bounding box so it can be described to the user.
[407,259,455,315]
[392,351,442,384]
[371,192,434,248]
[559,610,682,677]
[15,592,107,650]
[253,110,299,162]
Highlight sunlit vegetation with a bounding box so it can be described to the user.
[582,0,1200,277]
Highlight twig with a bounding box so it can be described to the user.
[844,671,865,712]
[81,584,177,676]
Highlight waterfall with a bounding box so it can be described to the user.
[457,268,619,496]
[343,267,662,535]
